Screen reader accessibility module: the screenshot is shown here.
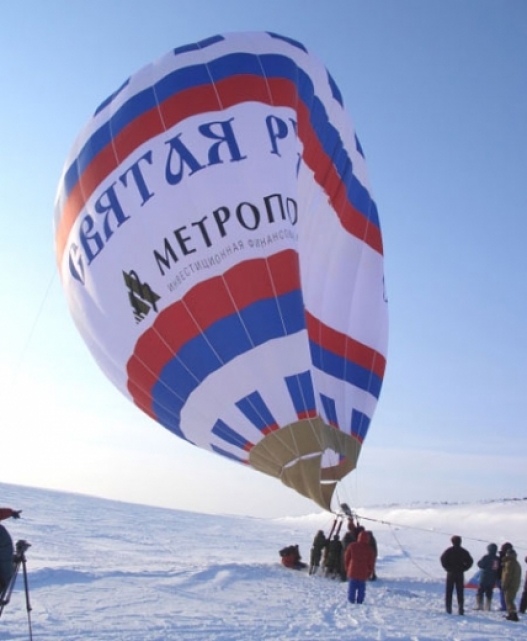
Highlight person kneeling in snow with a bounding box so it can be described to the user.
[279,545,307,570]
[344,530,376,604]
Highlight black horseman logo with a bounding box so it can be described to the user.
[123,270,161,323]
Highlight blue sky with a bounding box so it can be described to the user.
[1,0,526,518]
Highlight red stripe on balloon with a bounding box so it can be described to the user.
[305,311,386,381]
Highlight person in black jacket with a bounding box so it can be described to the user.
[309,530,328,575]
[367,530,378,581]
[440,535,473,615]
[324,534,343,579]
[0,508,21,595]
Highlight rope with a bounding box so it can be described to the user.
[13,270,56,380]
[353,512,527,548]
[387,523,437,580]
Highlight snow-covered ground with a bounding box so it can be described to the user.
[1,482,527,640]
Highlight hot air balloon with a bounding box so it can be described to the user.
[54,32,388,512]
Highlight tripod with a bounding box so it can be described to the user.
[0,540,33,640]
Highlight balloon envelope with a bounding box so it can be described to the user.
[54,32,388,511]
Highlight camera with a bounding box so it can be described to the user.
[15,540,31,558]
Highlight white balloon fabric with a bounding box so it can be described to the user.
[54,32,388,511]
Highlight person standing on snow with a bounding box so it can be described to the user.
[339,519,359,581]
[501,548,522,622]
[518,556,527,614]
[344,530,376,604]
[474,543,499,611]
[0,508,22,595]
[497,542,513,611]
[324,534,343,579]
[440,535,473,615]
[366,530,378,581]
[308,530,327,575]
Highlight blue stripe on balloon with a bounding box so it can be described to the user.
[309,341,382,399]
[72,122,112,188]
[150,394,186,440]
[205,314,253,362]
[351,409,371,441]
[327,71,343,107]
[95,78,131,116]
[238,298,284,347]
[267,32,308,52]
[285,371,316,416]
[279,289,306,335]
[236,391,277,433]
[173,34,225,57]
[212,419,251,449]
[110,85,159,134]
[208,52,267,79]
[354,134,365,158]
[320,394,339,429]
[156,64,212,102]
[211,443,247,463]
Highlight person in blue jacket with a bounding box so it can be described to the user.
[474,543,499,611]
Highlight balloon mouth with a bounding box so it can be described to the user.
[248,417,361,511]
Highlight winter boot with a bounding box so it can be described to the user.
[474,594,483,610]
[484,596,492,611]
[505,612,519,621]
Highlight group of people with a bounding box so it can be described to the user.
[279,518,378,604]
[280,521,527,617]
[309,518,378,604]
[440,535,527,622]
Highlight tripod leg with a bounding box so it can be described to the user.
[21,557,33,641]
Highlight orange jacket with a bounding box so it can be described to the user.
[344,531,376,581]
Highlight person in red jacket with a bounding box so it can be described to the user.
[344,530,376,604]
[279,545,307,570]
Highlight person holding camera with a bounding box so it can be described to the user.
[0,508,22,594]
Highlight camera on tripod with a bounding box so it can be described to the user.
[0,538,33,640]
[15,540,31,559]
